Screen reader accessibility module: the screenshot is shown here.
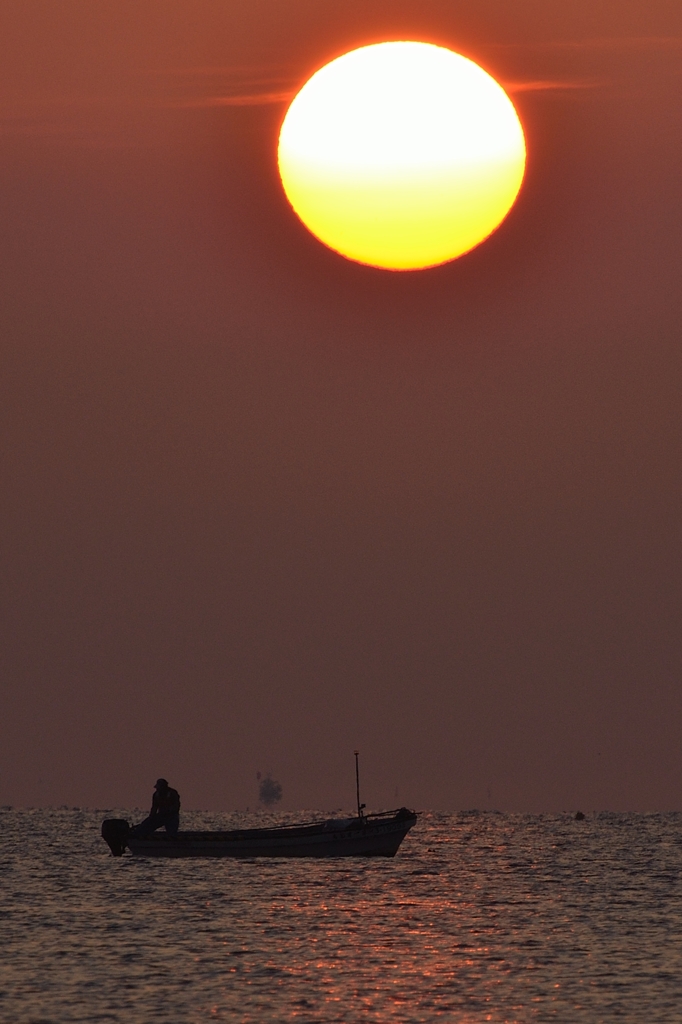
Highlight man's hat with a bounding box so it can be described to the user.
[155,778,169,789]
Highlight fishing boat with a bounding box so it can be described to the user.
[101,753,417,858]
[101,806,417,858]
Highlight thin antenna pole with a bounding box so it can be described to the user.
[354,750,364,820]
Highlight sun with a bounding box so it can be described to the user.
[278,41,526,271]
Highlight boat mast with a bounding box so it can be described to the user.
[354,750,365,820]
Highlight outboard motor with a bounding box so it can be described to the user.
[101,818,130,857]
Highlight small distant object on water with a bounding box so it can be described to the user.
[100,754,417,859]
[575,811,586,820]
[257,772,283,808]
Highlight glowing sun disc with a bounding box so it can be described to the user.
[278,41,526,270]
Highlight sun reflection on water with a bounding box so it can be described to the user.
[2,809,682,1021]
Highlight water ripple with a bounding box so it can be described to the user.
[1,809,682,1021]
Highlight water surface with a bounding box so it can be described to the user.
[2,809,682,1021]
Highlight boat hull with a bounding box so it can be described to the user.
[103,809,417,859]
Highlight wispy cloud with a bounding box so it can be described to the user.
[552,35,682,51]
[4,34,676,139]
[504,79,599,93]
[179,90,294,108]
[148,64,299,108]
[490,36,682,53]
[147,65,294,78]
[172,65,601,107]
[182,78,601,106]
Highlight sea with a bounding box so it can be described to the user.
[2,808,682,1023]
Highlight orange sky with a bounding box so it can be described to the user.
[1,1,682,812]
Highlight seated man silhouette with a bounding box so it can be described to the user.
[132,778,181,837]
